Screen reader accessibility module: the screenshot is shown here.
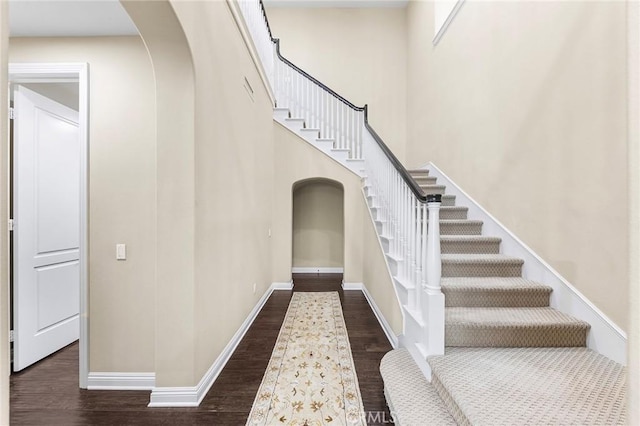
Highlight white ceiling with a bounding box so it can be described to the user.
[9,0,139,37]
[8,0,408,38]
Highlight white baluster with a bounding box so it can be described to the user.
[414,200,422,313]
[357,112,363,159]
[392,173,397,257]
[402,185,411,281]
[421,200,428,292]
[425,194,444,356]
[336,101,344,149]
[408,197,416,310]
[349,110,354,158]
[314,85,319,130]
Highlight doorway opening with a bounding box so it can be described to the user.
[291,179,345,275]
[8,63,89,388]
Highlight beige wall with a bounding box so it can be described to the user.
[293,180,344,269]
[628,2,639,420]
[9,37,157,372]
[266,6,408,161]
[123,0,197,387]
[361,193,403,336]
[406,1,629,330]
[169,0,277,382]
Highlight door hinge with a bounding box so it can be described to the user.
[9,330,13,343]
[8,219,14,232]
[8,107,15,120]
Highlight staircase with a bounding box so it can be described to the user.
[379,169,626,425]
[234,2,627,423]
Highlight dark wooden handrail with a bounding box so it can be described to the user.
[258,0,426,203]
[273,39,364,111]
[363,106,427,202]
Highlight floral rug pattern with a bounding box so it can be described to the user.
[246,292,366,426]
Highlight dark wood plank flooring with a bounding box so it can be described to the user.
[10,274,394,425]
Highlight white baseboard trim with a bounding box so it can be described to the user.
[361,284,399,349]
[87,372,155,390]
[292,267,344,274]
[272,280,294,290]
[426,162,628,365]
[148,282,286,407]
[341,282,363,290]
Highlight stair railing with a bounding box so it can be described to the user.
[273,40,365,160]
[237,0,275,89]
[237,0,444,356]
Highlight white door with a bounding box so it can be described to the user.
[13,85,80,372]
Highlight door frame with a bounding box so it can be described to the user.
[8,63,89,388]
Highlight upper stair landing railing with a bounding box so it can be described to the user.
[237,0,444,358]
[273,40,365,160]
[238,0,275,89]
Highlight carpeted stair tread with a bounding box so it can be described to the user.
[430,220,483,236]
[445,307,589,347]
[427,347,626,425]
[419,184,446,195]
[440,235,501,254]
[413,176,437,185]
[442,277,552,307]
[441,194,455,206]
[436,206,468,220]
[442,254,524,277]
[446,306,587,327]
[380,349,456,426]
[407,169,429,176]
[441,253,522,262]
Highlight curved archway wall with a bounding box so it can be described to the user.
[121,0,197,387]
[292,179,344,272]
[272,121,403,338]
[126,0,278,388]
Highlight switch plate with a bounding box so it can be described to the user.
[116,244,126,260]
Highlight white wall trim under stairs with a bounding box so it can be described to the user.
[87,372,155,390]
[148,281,293,407]
[273,115,364,177]
[426,162,628,365]
[343,281,399,349]
[292,267,344,274]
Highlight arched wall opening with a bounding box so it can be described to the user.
[292,178,344,274]
[120,0,197,388]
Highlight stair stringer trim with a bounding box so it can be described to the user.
[360,186,437,378]
[273,112,364,177]
[360,188,405,345]
[426,162,627,365]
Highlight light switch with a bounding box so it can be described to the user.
[116,244,127,260]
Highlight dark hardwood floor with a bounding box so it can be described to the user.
[10,274,394,425]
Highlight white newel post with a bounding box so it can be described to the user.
[425,194,445,356]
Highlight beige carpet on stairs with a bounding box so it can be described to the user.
[246,292,366,426]
[378,169,626,425]
[429,347,627,425]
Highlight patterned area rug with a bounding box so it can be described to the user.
[246,292,366,426]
